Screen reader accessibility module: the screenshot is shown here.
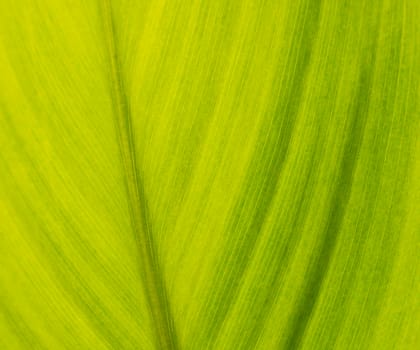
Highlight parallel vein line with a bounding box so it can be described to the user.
[100,1,178,349]
[284,4,383,346]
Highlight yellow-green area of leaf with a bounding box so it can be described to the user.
[0,0,419,349]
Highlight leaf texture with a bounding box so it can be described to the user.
[0,0,419,349]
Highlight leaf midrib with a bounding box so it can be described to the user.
[100,2,178,349]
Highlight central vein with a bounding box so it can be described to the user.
[100,2,178,349]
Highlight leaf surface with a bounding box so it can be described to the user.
[0,0,419,349]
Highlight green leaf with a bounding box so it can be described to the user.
[0,0,418,349]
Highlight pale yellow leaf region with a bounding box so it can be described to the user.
[0,0,419,349]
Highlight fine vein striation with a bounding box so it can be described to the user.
[100,1,178,349]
